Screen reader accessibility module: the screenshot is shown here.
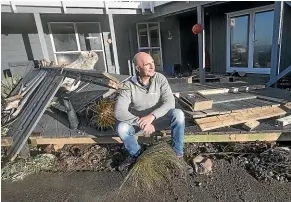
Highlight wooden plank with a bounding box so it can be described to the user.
[30,133,153,145]
[183,110,206,119]
[276,115,291,127]
[197,88,229,96]
[195,106,287,131]
[3,131,291,147]
[231,100,262,113]
[184,132,291,142]
[242,120,260,131]
[207,93,257,104]
[1,137,13,147]
[180,93,213,111]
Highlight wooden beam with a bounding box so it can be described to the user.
[195,106,287,131]
[108,14,120,74]
[1,137,13,147]
[270,1,284,85]
[180,92,213,111]
[33,13,50,61]
[3,131,291,147]
[184,132,291,142]
[276,115,291,127]
[198,88,229,96]
[242,120,260,131]
[197,5,205,84]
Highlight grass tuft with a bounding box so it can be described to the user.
[117,142,186,200]
[86,98,116,131]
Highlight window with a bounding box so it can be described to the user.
[48,22,107,72]
[226,5,274,74]
[136,23,163,71]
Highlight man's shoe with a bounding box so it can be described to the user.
[179,157,194,175]
[118,155,137,171]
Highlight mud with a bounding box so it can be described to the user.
[2,142,291,202]
[2,159,291,202]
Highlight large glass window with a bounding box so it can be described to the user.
[227,6,274,74]
[49,22,107,72]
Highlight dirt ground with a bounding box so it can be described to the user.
[2,159,291,202]
[2,142,291,202]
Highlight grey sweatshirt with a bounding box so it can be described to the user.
[114,72,175,125]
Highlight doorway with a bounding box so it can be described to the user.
[226,5,274,74]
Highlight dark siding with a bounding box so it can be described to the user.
[211,14,227,73]
[279,4,291,72]
[160,15,182,70]
[113,15,148,75]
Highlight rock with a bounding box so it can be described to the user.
[192,155,213,175]
[253,157,260,164]
[268,171,274,177]
[196,182,202,187]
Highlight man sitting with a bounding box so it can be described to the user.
[114,52,193,173]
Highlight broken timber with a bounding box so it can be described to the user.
[195,106,287,131]
[180,92,213,111]
[276,115,291,127]
[2,131,291,147]
[6,69,65,161]
[242,120,260,131]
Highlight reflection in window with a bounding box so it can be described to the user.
[138,24,149,48]
[49,22,107,71]
[230,15,249,67]
[50,23,78,52]
[149,23,160,47]
[253,11,274,68]
[76,23,103,51]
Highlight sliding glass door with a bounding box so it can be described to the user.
[227,6,274,74]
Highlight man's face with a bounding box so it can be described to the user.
[137,53,156,77]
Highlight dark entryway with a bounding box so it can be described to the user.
[178,11,211,76]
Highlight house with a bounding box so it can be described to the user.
[1,1,291,85]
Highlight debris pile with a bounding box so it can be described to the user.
[239,147,291,182]
[58,144,125,172]
[1,154,58,182]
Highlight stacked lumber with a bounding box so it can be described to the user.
[195,106,287,131]
[179,92,213,111]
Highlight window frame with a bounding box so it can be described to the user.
[48,22,107,72]
[136,22,163,71]
[226,5,274,74]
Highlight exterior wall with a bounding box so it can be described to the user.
[113,14,182,75]
[207,1,274,74]
[279,4,291,73]
[160,15,182,72]
[210,14,227,73]
[1,13,40,78]
[113,14,148,75]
